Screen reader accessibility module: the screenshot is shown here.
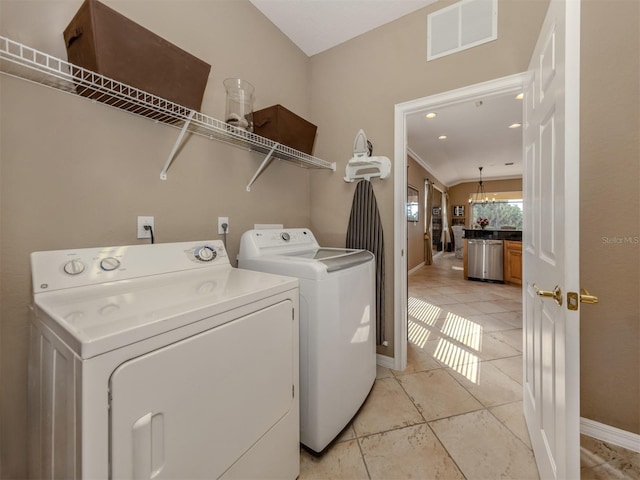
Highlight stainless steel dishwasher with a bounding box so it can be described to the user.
[467,239,504,282]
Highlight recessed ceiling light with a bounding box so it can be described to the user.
[425,112,437,119]
[438,135,447,140]
[516,93,524,100]
[509,123,522,129]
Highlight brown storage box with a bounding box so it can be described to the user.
[253,105,317,155]
[63,0,210,111]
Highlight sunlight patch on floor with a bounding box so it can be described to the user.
[407,296,442,326]
[441,312,482,350]
[408,318,431,348]
[407,296,482,382]
[434,339,480,383]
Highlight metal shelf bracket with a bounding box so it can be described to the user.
[160,110,195,180]
[246,143,280,192]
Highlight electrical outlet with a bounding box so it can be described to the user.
[218,217,229,235]
[137,216,154,239]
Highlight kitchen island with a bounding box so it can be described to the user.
[462,229,522,285]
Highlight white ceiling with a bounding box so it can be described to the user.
[407,93,524,186]
[250,0,524,186]
[249,0,437,57]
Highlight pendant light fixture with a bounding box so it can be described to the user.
[469,166,488,204]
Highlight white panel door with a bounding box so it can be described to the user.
[522,0,581,479]
[109,300,295,479]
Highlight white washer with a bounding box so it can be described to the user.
[238,228,376,454]
[28,240,299,479]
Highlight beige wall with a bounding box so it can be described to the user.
[407,157,427,271]
[406,156,447,271]
[0,1,314,477]
[308,0,549,356]
[449,178,523,228]
[580,0,639,435]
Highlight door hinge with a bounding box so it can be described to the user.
[292,384,295,398]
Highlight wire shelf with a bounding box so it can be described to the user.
[0,36,336,181]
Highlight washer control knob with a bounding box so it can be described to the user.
[281,232,291,242]
[63,259,86,276]
[100,257,121,271]
[195,245,217,262]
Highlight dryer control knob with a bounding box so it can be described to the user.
[195,245,217,262]
[63,259,86,275]
[281,232,291,241]
[100,257,121,271]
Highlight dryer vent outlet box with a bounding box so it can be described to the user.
[218,217,229,235]
[137,216,154,239]
[427,0,498,61]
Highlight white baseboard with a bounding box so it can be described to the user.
[408,262,425,275]
[581,417,640,452]
[376,353,395,369]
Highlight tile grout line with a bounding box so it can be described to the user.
[353,434,372,480]
[484,402,536,453]
[423,420,470,480]
[370,373,473,479]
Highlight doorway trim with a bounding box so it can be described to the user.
[391,71,529,371]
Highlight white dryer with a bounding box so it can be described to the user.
[238,228,376,454]
[29,240,299,479]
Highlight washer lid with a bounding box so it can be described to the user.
[33,267,297,359]
[282,248,373,272]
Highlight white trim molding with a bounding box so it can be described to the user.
[581,417,640,453]
[376,353,395,369]
[393,71,528,372]
[408,262,426,275]
[406,147,443,185]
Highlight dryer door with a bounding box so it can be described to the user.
[109,300,296,479]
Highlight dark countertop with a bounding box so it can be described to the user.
[463,229,522,241]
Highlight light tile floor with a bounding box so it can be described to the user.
[299,253,639,479]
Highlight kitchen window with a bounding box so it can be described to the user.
[469,192,523,230]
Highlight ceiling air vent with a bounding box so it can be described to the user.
[427,0,497,61]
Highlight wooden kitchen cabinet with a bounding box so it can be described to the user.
[503,240,522,285]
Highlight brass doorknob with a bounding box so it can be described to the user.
[534,284,563,306]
